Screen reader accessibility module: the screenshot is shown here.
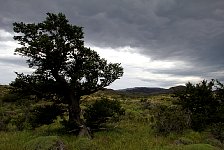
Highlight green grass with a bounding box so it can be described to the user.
[1,120,221,150]
[0,89,223,150]
[182,144,217,150]
[24,136,66,150]
[0,131,37,150]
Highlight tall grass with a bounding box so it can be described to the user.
[0,131,37,150]
[0,93,223,150]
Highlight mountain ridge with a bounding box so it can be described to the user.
[114,85,186,95]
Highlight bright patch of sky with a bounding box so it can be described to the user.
[90,45,202,89]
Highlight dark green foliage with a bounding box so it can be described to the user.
[12,13,123,129]
[0,112,11,131]
[211,122,224,143]
[29,103,66,128]
[12,12,123,98]
[15,103,66,130]
[10,73,62,101]
[153,105,191,135]
[174,80,224,131]
[84,98,125,129]
[60,119,80,133]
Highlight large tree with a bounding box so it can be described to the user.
[11,13,123,133]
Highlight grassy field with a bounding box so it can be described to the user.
[1,121,221,149]
[0,87,223,150]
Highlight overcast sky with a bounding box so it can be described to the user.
[1,0,224,89]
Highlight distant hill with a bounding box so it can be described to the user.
[116,85,186,96]
[117,87,167,95]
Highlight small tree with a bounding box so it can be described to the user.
[11,13,123,133]
[175,80,224,131]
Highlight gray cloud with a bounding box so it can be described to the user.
[0,56,27,67]
[140,78,181,88]
[0,0,224,87]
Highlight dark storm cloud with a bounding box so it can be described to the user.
[1,0,224,86]
[2,1,223,57]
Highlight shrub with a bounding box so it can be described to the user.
[0,114,11,131]
[84,97,124,129]
[15,103,66,130]
[174,80,224,131]
[211,122,224,143]
[153,105,191,135]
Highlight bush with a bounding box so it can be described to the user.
[15,103,66,130]
[0,114,11,131]
[211,122,224,143]
[174,80,224,131]
[84,97,124,129]
[153,105,191,135]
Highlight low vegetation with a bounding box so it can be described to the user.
[1,79,224,149]
[84,97,125,130]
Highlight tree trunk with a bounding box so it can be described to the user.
[51,71,92,138]
[67,91,92,138]
[68,92,82,127]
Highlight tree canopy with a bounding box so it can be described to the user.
[12,13,123,97]
[11,13,123,132]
